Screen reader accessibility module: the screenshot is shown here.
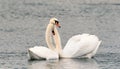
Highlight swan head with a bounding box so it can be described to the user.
[49,18,61,28]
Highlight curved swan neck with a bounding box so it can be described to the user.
[53,26,62,53]
[45,22,62,53]
[45,23,55,50]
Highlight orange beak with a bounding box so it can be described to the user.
[56,23,61,28]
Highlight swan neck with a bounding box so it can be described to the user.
[53,26,62,53]
[45,23,55,50]
[45,23,62,53]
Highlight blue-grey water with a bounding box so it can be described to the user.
[0,0,120,69]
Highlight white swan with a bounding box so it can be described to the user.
[28,18,101,60]
[28,18,61,60]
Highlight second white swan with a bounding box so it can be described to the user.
[28,18,101,60]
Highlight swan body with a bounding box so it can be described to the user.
[61,34,101,58]
[28,46,58,60]
[28,18,60,60]
[28,18,101,60]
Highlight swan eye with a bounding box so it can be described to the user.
[54,20,61,28]
[55,20,59,24]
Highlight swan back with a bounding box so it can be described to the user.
[62,34,101,58]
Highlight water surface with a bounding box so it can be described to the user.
[0,0,120,69]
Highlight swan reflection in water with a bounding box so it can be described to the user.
[28,59,99,69]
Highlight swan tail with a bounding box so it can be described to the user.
[92,40,102,55]
[28,47,44,60]
[28,48,41,60]
[83,40,102,59]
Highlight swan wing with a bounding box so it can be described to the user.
[62,34,101,58]
[28,46,58,60]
